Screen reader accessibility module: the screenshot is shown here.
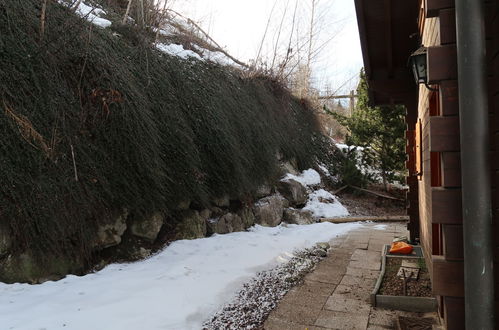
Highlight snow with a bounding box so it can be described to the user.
[155,43,242,67]
[0,223,359,330]
[318,164,331,177]
[281,168,321,186]
[153,26,178,37]
[336,143,365,152]
[373,224,388,230]
[303,189,350,218]
[58,1,112,28]
[156,43,202,60]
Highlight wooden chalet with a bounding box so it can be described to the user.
[354,0,499,329]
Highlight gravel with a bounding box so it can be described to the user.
[379,258,432,297]
[202,243,330,329]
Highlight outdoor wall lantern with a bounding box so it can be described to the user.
[408,46,438,91]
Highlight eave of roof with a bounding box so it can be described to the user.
[354,0,420,107]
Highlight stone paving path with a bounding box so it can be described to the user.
[263,222,438,330]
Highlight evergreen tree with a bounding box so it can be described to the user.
[331,69,406,190]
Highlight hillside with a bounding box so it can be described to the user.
[0,0,333,282]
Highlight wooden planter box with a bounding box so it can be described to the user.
[370,245,438,313]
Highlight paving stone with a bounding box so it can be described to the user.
[367,240,387,252]
[301,280,337,296]
[315,310,369,330]
[345,235,370,244]
[329,238,346,247]
[324,294,371,314]
[264,316,328,330]
[320,257,350,269]
[314,261,346,273]
[333,283,373,303]
[372,233,395,239]
[327,249,353,258]
[350,249,380,262]
[339,274,375,288]
[332,284,352,295]
[349,260,381,271]
[265,223,437,330]
[304,267,344,284]
[280,289,329,309]
[272,302,322,325]
[366,325,393,330]
[341,241,369,250]
[345,267,380,279]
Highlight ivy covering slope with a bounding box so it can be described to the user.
[0,0,327,263]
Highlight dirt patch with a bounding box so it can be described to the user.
[379,258,432,297]
[397,316,436,330]
[337,185,406,217]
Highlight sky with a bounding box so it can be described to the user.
[172,0,363,95]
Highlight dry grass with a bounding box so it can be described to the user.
[3,101,56,160]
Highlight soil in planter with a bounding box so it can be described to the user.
[379,257,432,297]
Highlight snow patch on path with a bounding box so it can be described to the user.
[373,224,388,231]
[0,223,359,330]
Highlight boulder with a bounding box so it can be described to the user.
[176,199,191,211]
[175,210,206,240]
[93,209,128,249]
[131,247,151,260]
[279,194,290,208]
[130,211,164,241]
[238,207,256,228]
[0,250,82,284]
[277,179,308,206]
[316,242,331,250]
[255,184,272,199]
[283,208,315,225]
[212,195,230,208]
[253,194,284,227]
[207,213,244,234]
[311,242,331,257]
[0,223,12,258]
[280,160,299,175]
[199,209,212,220]
[312,248,328,258]
[210,207,224,217]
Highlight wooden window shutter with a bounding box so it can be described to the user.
[415,119,422,178]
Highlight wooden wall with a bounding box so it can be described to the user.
[418,13,440,284]
[420,0,499,328]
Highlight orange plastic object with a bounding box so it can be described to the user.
[389,242,413,254]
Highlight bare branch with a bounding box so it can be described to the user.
[255,0,279,66]
[40,0,49,41]
[122,0,133,24]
